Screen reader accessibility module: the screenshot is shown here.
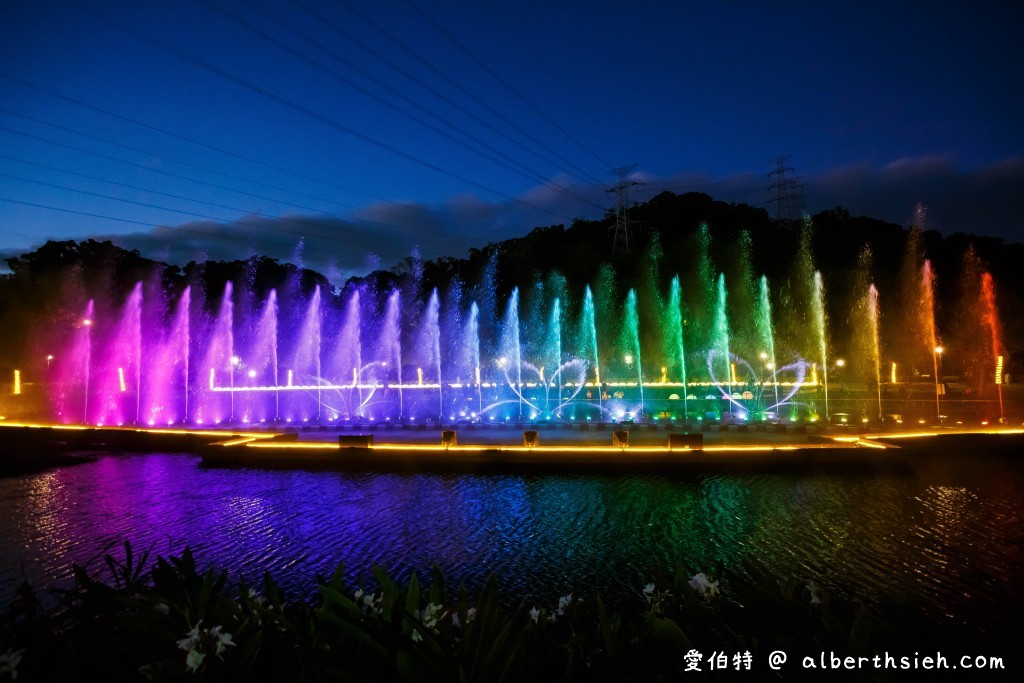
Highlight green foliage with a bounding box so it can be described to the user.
[0,545,979,680]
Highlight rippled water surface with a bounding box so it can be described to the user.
[1,454,1022,630]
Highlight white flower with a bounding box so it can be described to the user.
[420,603,446,630]
[176,621,203,651]
[155,602,170,615]
[644,583,673,614]
[185,649,205,673]
[0,648,24,680]
[247,588,266,606]
[529,606,541,624]
[360,592,381,615]
[466,607,477,623]
[354,588,364,601]
[209,626,235,656]
[808,581,822,606]
[412,602,447,641]
[556,594,573,615]
[689,573,719,600]
[177,621,235,670]
[451,612,460,628]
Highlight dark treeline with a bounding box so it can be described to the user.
[2,191,1022,384]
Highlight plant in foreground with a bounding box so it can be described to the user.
[0,542,971,681]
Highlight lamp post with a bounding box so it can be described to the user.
[230,355,241,422]
[835,358,846,416]
[934,346,944,420]
[83,318,93,424]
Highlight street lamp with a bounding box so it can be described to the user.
[230,355,241,421]
[834,358,846,400]
[82,318,93,424]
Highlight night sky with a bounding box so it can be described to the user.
[2,0,1022,280]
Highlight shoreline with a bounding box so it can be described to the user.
[3,421,1021,476]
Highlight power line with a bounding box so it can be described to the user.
[0,109,336,210]
[0,110,481,234]
[0,72,388,207]
[0,123,338,216]
[402,0,613,171]
[0,152,469,253]
[329,0,608,189]
[235,0,606,208]
[0,196,373,257]
[0,171,461,259]
[200,1,601,211]
[85,5,577,223]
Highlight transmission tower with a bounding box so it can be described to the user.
[766,156,804,225]
[607,164,642,254]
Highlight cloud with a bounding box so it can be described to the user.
[803,156,1024,240]
[3,157,1020,279]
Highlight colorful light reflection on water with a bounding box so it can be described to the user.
[1,455,1022,634]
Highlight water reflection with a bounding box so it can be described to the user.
[0,454,1021,630]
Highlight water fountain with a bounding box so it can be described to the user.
[981,273,1005,422]
[921,260,941,419]
[756,276,779,414]
[666,277,687,418]
[24,220,1013,429]
[867,284,883,420]
[812,271,829,420]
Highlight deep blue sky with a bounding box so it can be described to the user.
[2,0,1022,279]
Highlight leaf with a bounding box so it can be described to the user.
[428,566,445,607]
[314,610,390,660]
[319,585,363,619]
[406,572,421,628]
[372,565,399,620]
[649,616,693,651]
[597,596,618,656]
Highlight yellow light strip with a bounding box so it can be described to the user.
[828,435,890,449]
[0,422,270,439]
[867,428,1023,440]
[242,442,809,454]
[219,436,260,446]
[2,422,89,430]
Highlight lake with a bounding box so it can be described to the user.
[1,451,1022,637]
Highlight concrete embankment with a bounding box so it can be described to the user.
[4,422,1021,477]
